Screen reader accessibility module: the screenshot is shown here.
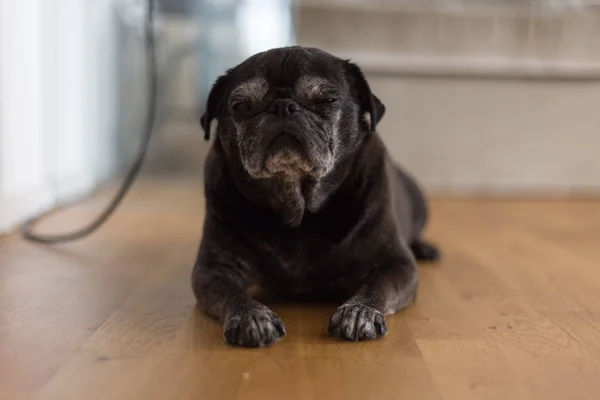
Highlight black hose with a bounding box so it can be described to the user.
[21,0,157,244]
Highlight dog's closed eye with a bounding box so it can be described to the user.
[228,77,269,114]
[313,97,338,105]
[231,101,252,113]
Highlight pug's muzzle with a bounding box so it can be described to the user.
[254,98,317,178]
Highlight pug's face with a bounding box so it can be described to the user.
[201,47,384,181]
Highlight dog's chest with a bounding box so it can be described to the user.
[233,180,379,298]
[253,229,371,299]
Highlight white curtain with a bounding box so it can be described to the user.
[0,0,128,233]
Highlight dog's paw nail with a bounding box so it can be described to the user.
[328,303,387,341]
[223,307,286,347]
[374,313,388,336]
[410,241,441,262]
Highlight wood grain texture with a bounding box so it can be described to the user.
[1,180,600,400]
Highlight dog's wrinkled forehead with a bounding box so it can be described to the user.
[230,47,346,101]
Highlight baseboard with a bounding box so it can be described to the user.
[0,173,98,235]
[0,184,55,234]
[426,183,600,199]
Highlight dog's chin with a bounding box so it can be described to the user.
[264,149,315,179]
[242,132,314,180]
[242,130,337,180]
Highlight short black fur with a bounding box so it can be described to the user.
[193,46,439,347]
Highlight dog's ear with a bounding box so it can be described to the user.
[371,93,386,126]
[344,61,385,131]
[201,72,230,141]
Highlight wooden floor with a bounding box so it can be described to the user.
[2,180,600,400]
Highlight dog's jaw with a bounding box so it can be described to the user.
[265,151,314,178]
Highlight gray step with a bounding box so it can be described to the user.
[299,2,600,65]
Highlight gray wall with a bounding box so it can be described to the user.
[298,1,600,195]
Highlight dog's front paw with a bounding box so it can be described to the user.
[223,307,286,347]
[328,303,388,341]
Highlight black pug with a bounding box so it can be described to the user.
[193,46,439,347]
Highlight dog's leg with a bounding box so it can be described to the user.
[328,254,417,341]
[193,264,286,347]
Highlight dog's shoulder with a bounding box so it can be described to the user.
[346,133,390,195]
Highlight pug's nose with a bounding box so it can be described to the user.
[269,98,301,118]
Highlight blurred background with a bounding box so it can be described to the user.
[1,0,600,233]
[3,3,600,399]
